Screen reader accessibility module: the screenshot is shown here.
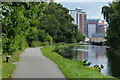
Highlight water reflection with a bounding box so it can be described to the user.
[106,51,120,78]
[59,45,120,78]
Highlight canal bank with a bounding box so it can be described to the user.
[41,44,116,78]
[59,45,120,78]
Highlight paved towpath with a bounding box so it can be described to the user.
[12,47,65,78]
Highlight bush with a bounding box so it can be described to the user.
[40,42,49,46]
[31,41,49,47]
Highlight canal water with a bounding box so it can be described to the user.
[59,45,120,78]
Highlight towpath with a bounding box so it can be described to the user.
[12,47,65,78]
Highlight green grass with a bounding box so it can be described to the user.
[2,50,24,78]
[2,63,15,78]
[41,44,116,78]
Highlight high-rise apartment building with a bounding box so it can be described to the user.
[69,10,77,24]
[69,8,107,40]
[69,8,87,33]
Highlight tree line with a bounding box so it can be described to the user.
[2,2,85,54]
[102,2,120,51]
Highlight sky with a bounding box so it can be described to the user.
[54,0,112,19]
[55,0,113,2]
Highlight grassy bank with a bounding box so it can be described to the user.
[2,50,24,78]
[41,43,115,78]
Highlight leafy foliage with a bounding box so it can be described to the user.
[102,2,120,50]
[39,2,85,43]
[2,2,85,54]
[2,2,48,54]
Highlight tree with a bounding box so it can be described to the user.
[2,2,85,54]
[39,2,85,43]
[45,35,53,45]
[102,2,120,51]
[2,2,49,54]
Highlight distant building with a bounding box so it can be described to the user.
[91,33,106,42]
[98,20,106,33]
[69,8,107,42]
[86,19,100,37]
[69,10,77,24]
[98,20,108,38]
[69,8,87,33]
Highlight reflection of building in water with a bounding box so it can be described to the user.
[94,46,105,60]
[79,51,89,60]
[82,46,106,62]
[84,52,88,60]
[79,52,84,60]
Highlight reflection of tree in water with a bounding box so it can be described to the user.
[60,46,83,60]
[60,50,76,60]
[59,46,77,60]
[106,50,120,78]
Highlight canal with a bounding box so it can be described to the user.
[59,45,120,78]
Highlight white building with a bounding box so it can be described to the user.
[69,8,87,33]
[88,24,96,37]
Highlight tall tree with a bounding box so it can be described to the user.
[2,2,85,54]
[2,2,48,53]
[102,2,120,50]
[39,2,85,43]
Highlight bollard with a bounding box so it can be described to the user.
[6,56,10,63]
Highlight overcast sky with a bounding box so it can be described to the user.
[54,0,113,19]
[54,1,111,19]
[55,0,112,2]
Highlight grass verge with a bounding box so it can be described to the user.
[2,50,24,78]
[41,43,116,78]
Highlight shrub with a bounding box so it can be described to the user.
[31,41,49,47]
